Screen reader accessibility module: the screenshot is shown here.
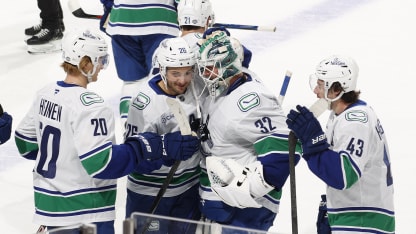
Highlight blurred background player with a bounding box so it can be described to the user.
[14,29,199,234]
[0,104,12,145]
[197,31,299,232]
[99,0,180,129]
[24,0,65,54]
[124,37,202,233]
[286,55,395,233]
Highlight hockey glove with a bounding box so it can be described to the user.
[203,26,231,39]
[317,194,331,234]
[162,132,200,161]
[286,105,329,157]
[99,0,113,34]
[0,110,12,144]
[125,132,164,162]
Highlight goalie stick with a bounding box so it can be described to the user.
[140,97,192,234]
[288,98,328,234]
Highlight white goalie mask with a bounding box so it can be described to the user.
[62,29,109,81]
[156,37,196,85]
[197,31,242,97]
[178,0,215,28]
[309,54,359,102]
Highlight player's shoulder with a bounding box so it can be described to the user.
[340,100,376,125]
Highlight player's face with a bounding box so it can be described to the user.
[165,66,194,95]
[313,79,325,98]
[200,65,219,80]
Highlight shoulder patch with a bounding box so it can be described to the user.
[132,92,151,110]
[237,92,260,112]
[80,92,104,106]
[345,110,368,123]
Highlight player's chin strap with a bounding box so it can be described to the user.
[80,65,98,83]
[206,156,274,209]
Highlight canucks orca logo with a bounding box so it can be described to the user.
[80,92,104,106]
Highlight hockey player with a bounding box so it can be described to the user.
[197,31,299,231]
[14,29,199,234]
[25,0,65,54]
[286,55,395,233]
[124,37,203,233]
[99,0,180,129]
[0,104,12,144]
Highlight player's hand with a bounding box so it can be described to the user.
[286,105,329,156]
[0,110,12,144]
[162,132,200,161]
[203,26,230,39]
[99,0,113,34]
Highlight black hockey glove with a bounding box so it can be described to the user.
[126,131,200,163]
[162,132,200,161]
[0,104,12,144]
[286,105,329,157]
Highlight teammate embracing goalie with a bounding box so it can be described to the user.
[197,30,300,232]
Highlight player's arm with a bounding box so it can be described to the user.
[75,106,199,179]
[287,105,361,189]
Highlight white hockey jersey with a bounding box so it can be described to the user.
[305,100,395,233]
[199,73,295,215]
[125,75,203,196]
[15,81,117,226]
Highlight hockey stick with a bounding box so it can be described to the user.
[66,0,277,32]
[213,23,276,32]
[67,0,102,19]
[278,71,292,104]
[140,97,192,234]
[288,98,329,234]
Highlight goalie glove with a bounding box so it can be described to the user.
[206,156,274,209]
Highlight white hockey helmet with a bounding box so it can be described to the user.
[156,37,196,83]
[310,54,359,101]
[197,31,242,97]
[177,0,215,28]
[62,29,109,70]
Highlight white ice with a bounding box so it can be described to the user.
[1,0,415,233]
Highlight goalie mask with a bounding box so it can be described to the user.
[309,55,359,102]
[156,37,196,87]
[62,29,109,82]
[178,0,215,28]
[197,31,242,97]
